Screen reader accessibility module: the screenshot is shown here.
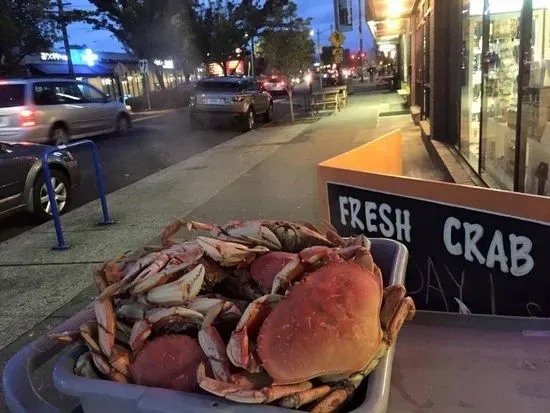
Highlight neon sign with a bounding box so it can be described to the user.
[40,52,68,62]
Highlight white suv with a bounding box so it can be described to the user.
[0,78,131,145]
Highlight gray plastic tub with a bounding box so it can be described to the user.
[3,238,408,413]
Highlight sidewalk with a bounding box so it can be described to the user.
[3,88,547,413]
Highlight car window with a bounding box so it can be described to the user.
[196,81,242,92]
[33,82,84,105]
[0,84,25,108]
[77,83,107,103]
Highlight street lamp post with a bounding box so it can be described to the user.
[311,29,325,92]
[245,33,255,78]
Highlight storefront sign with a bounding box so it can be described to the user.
[318,130,550,318]
[337,0,353,32]
[153,59,174,69]
[40,52,68,62]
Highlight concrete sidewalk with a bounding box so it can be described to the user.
[0,89,449,411]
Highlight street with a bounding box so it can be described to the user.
[0,101,295,243]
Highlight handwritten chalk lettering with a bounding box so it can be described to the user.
[443,217,535,276]
[338,196,412,242]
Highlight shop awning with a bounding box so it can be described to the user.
[365,0,415,21]
[28,63,114,77]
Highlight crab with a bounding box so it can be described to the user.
[161,219,339,252]
[197,245,416,412]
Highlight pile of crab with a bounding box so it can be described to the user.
[51,219,415,413]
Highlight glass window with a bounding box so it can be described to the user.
[77,82,107,103]
[0,84,25,108]
[520,0,550,196]
[459,0,483,168]
[33,82,83,105]
[480,0,523,190]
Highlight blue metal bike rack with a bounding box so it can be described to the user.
[41,139,114,250]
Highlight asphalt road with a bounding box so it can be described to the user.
[0,106,286,243]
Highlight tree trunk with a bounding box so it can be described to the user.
[155,69,165,90]
[288,88,295,123]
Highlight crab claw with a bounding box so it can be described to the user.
[129,319,152,352]
[145,306,204,328]
[188,297,242,322]
[249,252,303,294]
[197,237,269,266]
[221,221,282,250]
[145,264,205,306]
[198,362,313,403]
[226,294,282,372]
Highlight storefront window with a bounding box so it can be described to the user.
[480,0,523,190]
[520,0,550,196]
[459,0,483,168]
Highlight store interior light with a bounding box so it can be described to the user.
[387,1,405,17]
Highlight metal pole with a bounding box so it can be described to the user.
[144,70,152,110]
[89,141,113,225]
[41,153,69,249]
[317,31,323,93]
[57,0,75,78]
[333,0,340,32]
[358,0,364,82]
[250,36,255,78]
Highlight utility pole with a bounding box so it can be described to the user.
[56,0,75,78]
[358,0,364,82]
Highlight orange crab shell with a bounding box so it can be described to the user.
[130,335,207,392]
[257,260,383,385]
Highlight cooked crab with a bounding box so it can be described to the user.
[197,245,415,412]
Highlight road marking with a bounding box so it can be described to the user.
[132,114,165,123]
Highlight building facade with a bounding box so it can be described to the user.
[15,48,202,102]
[366,0,550,197]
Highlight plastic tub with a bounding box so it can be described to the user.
[3,238,409,413]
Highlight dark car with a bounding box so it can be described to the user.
[0,141,81,220]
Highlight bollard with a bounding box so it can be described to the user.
[41,139,114,250]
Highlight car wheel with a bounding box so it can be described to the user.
[263,102,273,122]
[33,169,71,221]
[242,108,255,132]
[50,125,69,146]
[115,113,131,136]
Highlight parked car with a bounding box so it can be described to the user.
[0,141,81,220]
[189,77,273,132]
[261,75,293,95]
[0,78,131,145]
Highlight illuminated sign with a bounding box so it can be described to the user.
[40,52,68,62]
[154,59,174,69]
[81,49,98,67]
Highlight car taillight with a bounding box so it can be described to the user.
[19,109,36,127]
[232,96,245,102]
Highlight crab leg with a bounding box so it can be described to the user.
[74,352,98,378]
[198,301,232,382]
[226,294,282,372]
[129,319,152,352]
[188,297,242,321]
[279,385,332,409]
[197,237,269,267]
[95,297,115,357]
[310,385,355,413]
[197,362,313,404]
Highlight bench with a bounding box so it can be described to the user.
[410,105,421,125]
[311,91,340,113]
[397,88,410,104]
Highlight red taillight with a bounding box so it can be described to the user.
[19,109,36,127]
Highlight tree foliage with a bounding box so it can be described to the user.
[0,0,58,74]
[257,24,313,77]
[189,0,306,75]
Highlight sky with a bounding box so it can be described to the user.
[63,0,375,54]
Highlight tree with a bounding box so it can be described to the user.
[257,21,314,122]
[0,0,57,74]
[87,0,189,88]
[189,0,307,76]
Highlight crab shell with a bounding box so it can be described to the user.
[256,260,383,385]
[130,335,207,392]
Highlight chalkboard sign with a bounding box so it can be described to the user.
[327,182,550,317]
